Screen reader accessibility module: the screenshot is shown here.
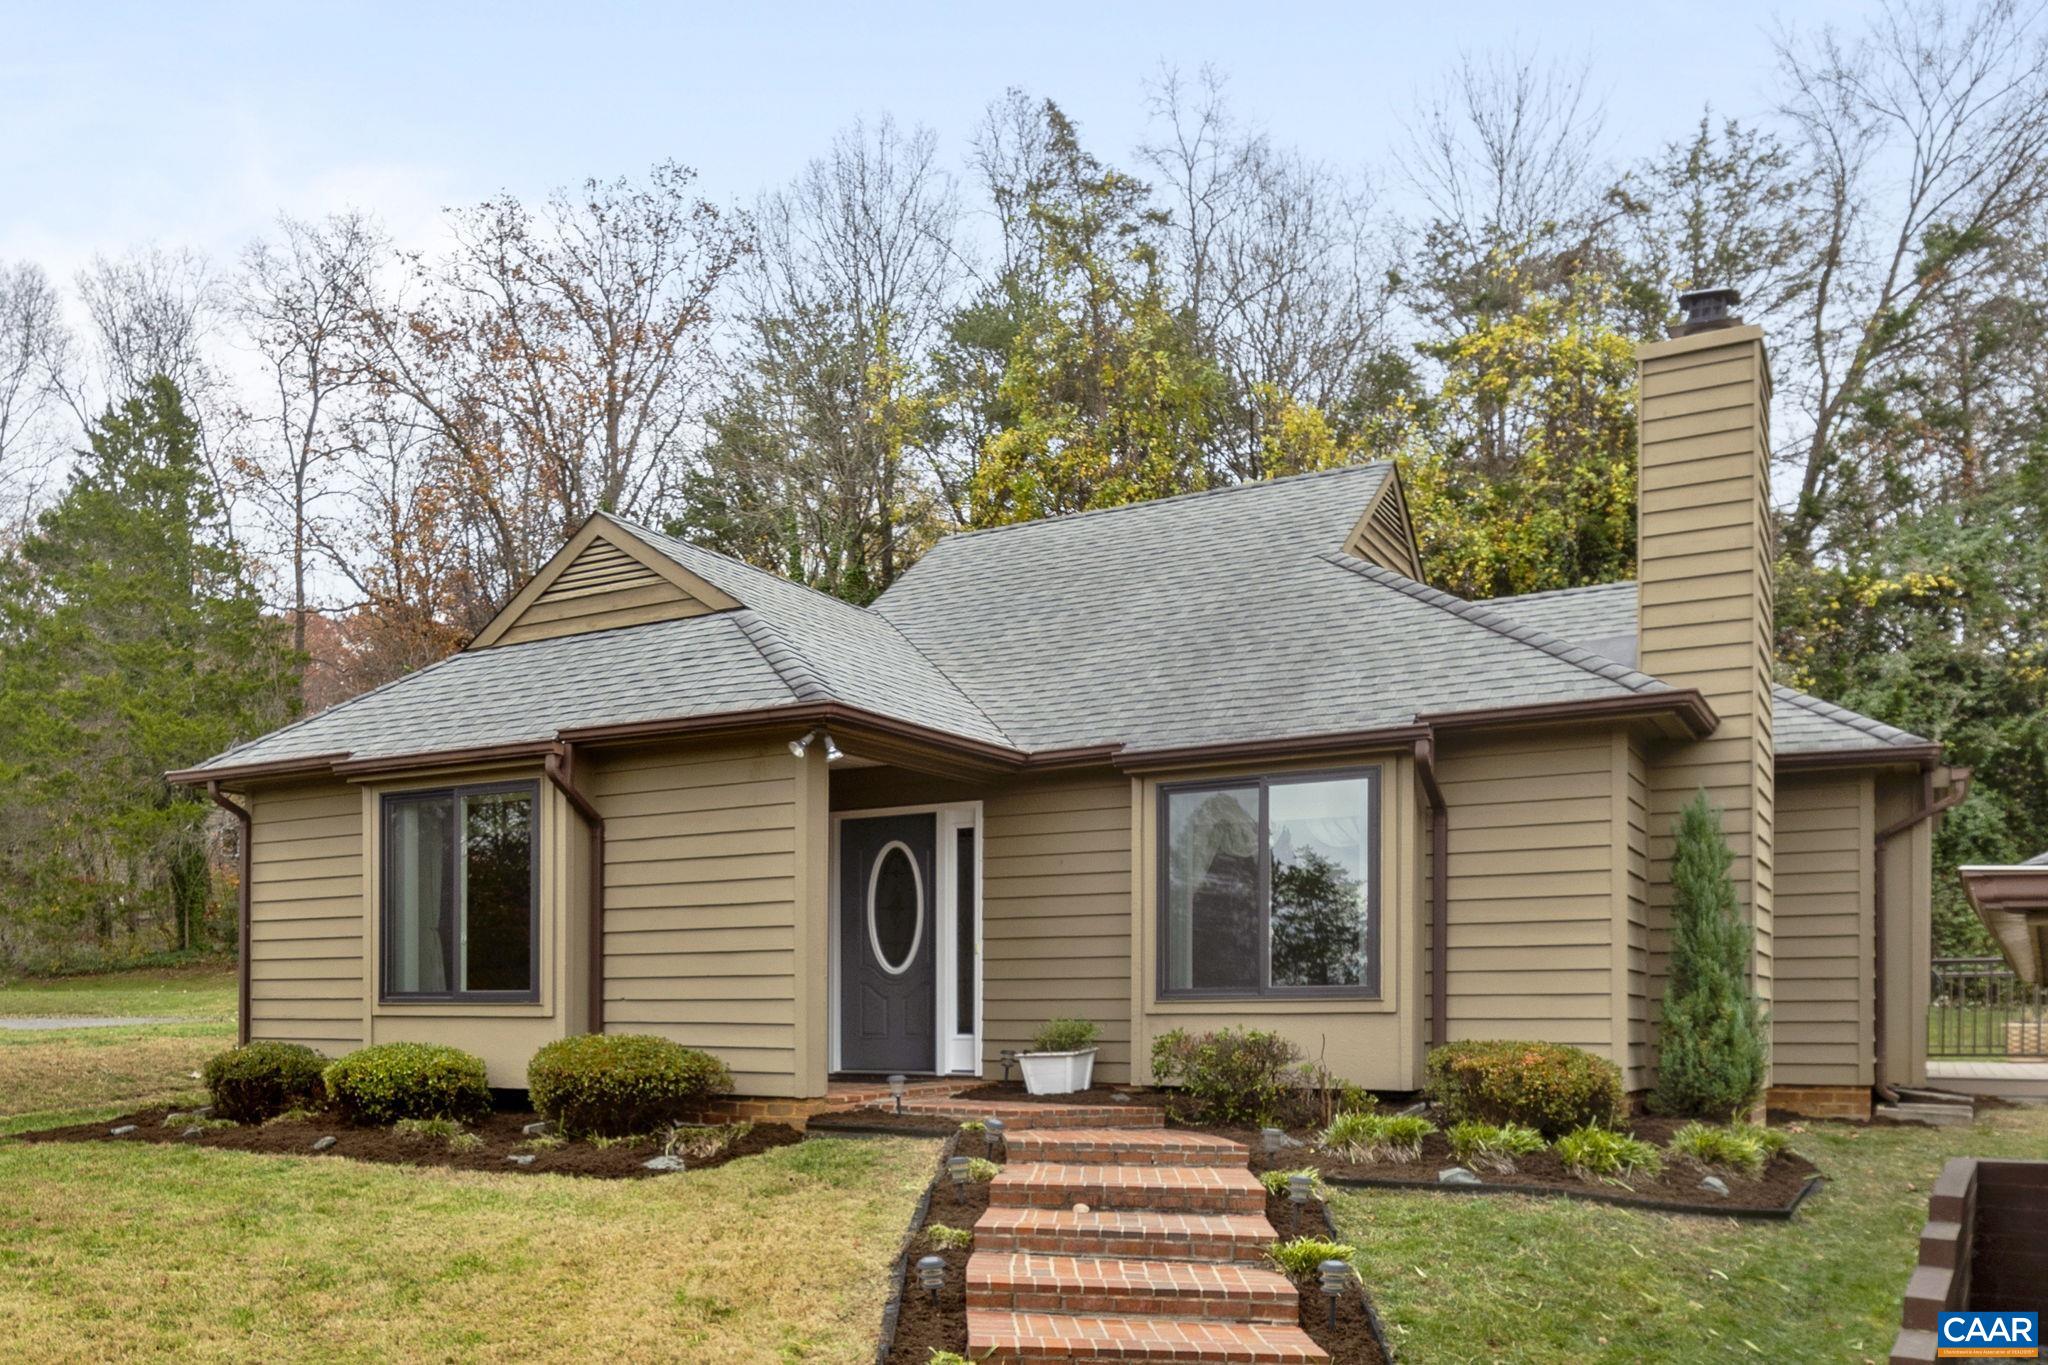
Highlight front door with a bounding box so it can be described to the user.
[839,813,937,1073]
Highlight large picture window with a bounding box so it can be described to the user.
[1158,769,1379,1000]
[382,782,539,1001]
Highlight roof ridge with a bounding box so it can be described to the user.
[1771,683,1930,747]
[915,463,1395,554]
[729,609,832,704]
[1317,551,1669,696]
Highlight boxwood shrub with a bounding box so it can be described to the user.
[526,1033,733,1138]
[201,1041,328,1123]
[322,1042,492,1126]
[1426,1039,1624,1137]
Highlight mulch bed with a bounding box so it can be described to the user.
[14,1106,801,1179]
[883,1129,995,1364]
[1234,1113,1822,1216]
[1266,1186,1392,1365]
[946,1080,1170,1108]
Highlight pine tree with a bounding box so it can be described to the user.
[1651,792,1770,1117]
[0,376,298,961]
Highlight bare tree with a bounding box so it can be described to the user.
[0,261,74,543]
[1775,0,2048,558]
[356,162,748,608]
[232,211,388,679]
[1143,67,1402,479]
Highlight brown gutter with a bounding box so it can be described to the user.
[1114,724,1432,772]
[1419,689,1718,740]
[208,782,254,1047]
[1777,743,1945,773]
[1414,736,1450,1049]
[544,743,606,1036]
[1871,765,1971,1097]
[167,752,354,786]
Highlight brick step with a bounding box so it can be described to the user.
[903,1099,1165,1130]
[1007,1127,1248,1168]
[967,1309,1327,1362]
[967,1252,1297,1324]
[991,1163,1267,1215]
[974,1207,1278,1264]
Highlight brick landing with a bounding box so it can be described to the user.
[1768,1084,1873,1121]
[967,1117,1325,1362]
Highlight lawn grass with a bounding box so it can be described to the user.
[0,1128,937,1363]
[0,958,236,1019]
[1332,1105,2048,1363]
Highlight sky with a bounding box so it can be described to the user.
[1,0,1874,281]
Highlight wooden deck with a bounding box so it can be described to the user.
[1926,1060,2048,1099]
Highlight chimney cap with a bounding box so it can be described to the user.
[1673,286,1742,335]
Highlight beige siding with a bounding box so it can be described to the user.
[1623,736,1651,1084]
[1878,773,1934,1088]
[1636,326,1777,1082]
[492,534,719,646]
[247,779,365,1053]
[832,767,1137,1083]
[1438,730,1627,1064]
[590,739,828,1097]
[1775,773,1876,1086]
[1345,474,1422,580]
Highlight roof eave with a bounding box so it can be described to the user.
[1417,689,1717,740]
[1775,743,1945,773]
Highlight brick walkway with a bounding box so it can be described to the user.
[965,1109,1327,1362]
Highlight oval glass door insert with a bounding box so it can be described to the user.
[867,840,924,975]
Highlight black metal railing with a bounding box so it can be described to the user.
[1929,956,2047,1058]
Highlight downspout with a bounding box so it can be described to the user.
[207,782,253,1047]
[1414,737,1450,1049]
[545,743,607,1036]
[1871,765,1970,1101]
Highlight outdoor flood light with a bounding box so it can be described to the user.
[916,1254,945,1305]
[1319,1259,1353,1327]
[1287,1172,1312,1231]
[888,1074,907,1114]
[1261,1126,1285,1156]
[823,734,844,763]
[947,1155,970,1187]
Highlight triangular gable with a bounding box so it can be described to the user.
[1342,464,1422,579]
[468,515,742,650]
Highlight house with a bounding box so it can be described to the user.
[174,296,1962,1122]
[1960,852,2048,984]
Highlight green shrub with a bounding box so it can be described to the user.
[924,1223,974,1250]
[957,1120,985,1133]
[1318,1111,1436,1163]
[1667,1121,1766,1175]
[201,1041,328,1124]
[964,1157,1000,1182]
[1425,1039,1624,1137]
[927,1353,972,1365]
[392,1116,463,1140]
[526,1033,733,1139]
[1445,1120,1547,1173]
[1556,1125,1662,1180]
[664,1120,752,1161]
[1151,1027,1309,1125]
[1266,1236,1356,1277]
[1260,1167,1329,1199]
[1651,793,1770,1118]
[322,1043,491,1126]
[1032,1017,1100,1052]
[448,1131,485,1153]
[1749,1125,1793,1160]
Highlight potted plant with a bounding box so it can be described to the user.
[1019,1018,1101,1095]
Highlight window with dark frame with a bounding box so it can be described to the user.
[1158,768,1379,1000]
[382,781,539,1001]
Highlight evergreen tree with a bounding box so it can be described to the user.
[0,376,297,962]
[1651,792,1770,1117]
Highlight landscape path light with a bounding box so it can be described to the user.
[916,1254,945,1305]
[1318,1258,1354,1328]
[947,1154,971,1188]
[985,1116,1006,1158]
[888,1074,906,1115]
[1261,1127,1285,1156]
[1287,1172,1312,1232]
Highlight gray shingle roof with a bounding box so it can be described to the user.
[199,465,1908,775]
[872,465,1675,753]
[1484,581,1935,755]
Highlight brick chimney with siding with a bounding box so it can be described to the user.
[1635,289,1777,1082]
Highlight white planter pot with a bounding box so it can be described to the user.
[1019,1048,1097,1095]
